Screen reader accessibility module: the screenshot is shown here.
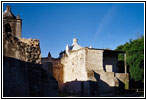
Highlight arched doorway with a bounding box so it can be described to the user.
[5,23,12,33]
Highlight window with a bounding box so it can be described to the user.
[5,23,11,33]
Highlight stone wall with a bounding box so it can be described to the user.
[3,34,41,64]
[3,33,58,97]
[61,48,88,83]
[116,73,129,90]
[42,57,64,91]
[85,48,104,73]
[3,56,58,97]
[97,71,119,94]
[52,60,64,91]
[60,49,89,95]
[60,48,128,96]
[42,52,87,92]
[15,17,22,38]
[41,47,129,96]
[3,56,29,97]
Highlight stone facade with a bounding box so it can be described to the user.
[62,47,129,96]
[85,48,104,73]
[42,38,129,96]
[62,48,87,82]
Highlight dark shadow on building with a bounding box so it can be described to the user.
[61,71,122,97]
[3,56,58,97]
[42,53,64,92]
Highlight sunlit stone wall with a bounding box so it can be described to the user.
[61,48,88,83]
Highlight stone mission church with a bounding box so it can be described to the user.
[3,6,129,97]
[42,38,129,96]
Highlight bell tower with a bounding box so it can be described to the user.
[3,6,22,38]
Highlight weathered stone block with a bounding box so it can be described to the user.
[115,73,129,90]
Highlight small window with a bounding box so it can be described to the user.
[5,23,11,33]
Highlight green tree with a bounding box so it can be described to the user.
[115,36,144,82]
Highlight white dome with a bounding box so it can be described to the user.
[66,38,83,51]
[72,44,82,50]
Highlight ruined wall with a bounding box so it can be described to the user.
[3,34,41,64]
[3,34,58,97]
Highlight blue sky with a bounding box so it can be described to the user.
[3,3,144,58]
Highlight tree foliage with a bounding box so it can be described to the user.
[115,36,144,82]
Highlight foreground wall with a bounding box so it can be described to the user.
[3,34,58,97]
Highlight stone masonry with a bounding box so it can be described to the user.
[42,38,129,96]
[3,34,41,64]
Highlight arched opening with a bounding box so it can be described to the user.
[5,23,12,33]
